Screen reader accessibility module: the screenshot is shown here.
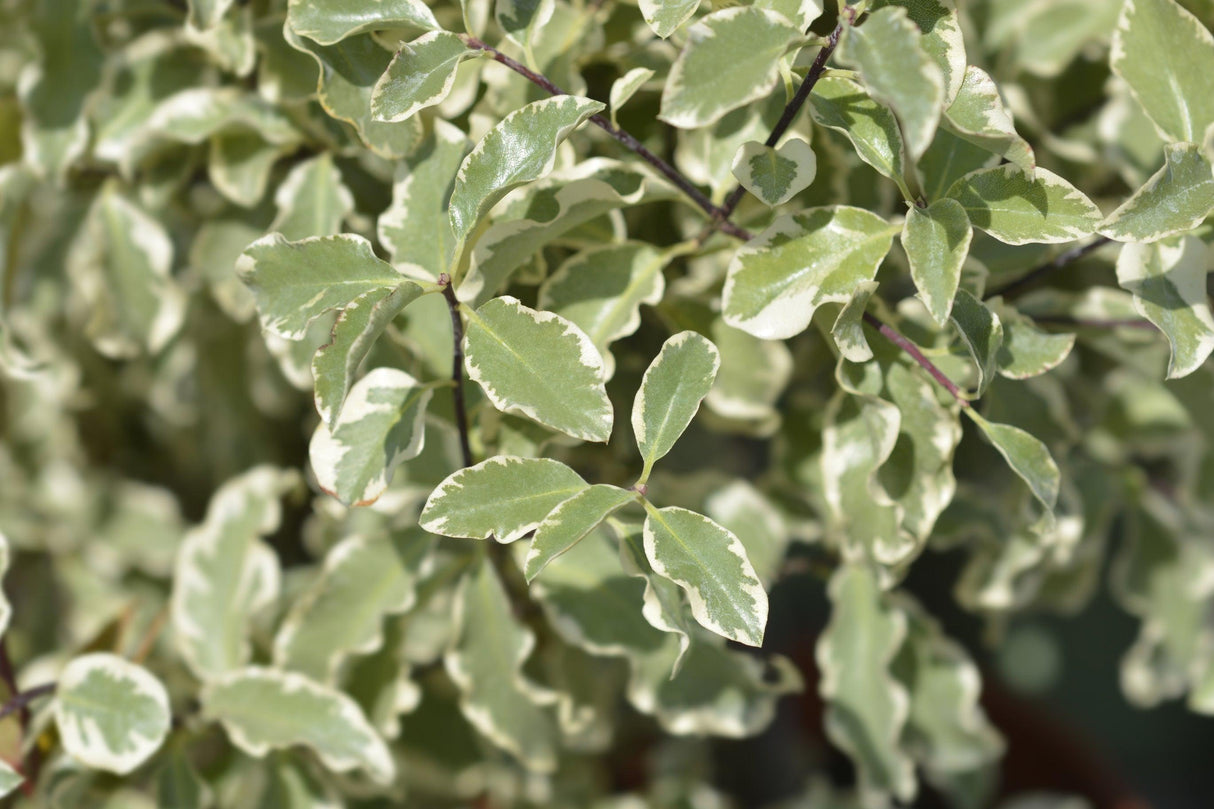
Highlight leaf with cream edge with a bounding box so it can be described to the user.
[54,653,171,775]
[945,165,1102,245]
[831,281,879,363]
[872,0,966,105]
[615,522,694,670]
[274,529,433,682]
[1110,0,1214,143]
[706,318,795,426]
[371,32,479,124]
[609,68,655,127]
[309,368,433,506]
[237,233,424,340]
[286,0,439,46]
[0,761,20,799]
[496,0,555,51]
[838,5,945,161]
[1100,142,1214,243]
[269,153,355,241]
[989,300,1075,380]
[421,456,588,542]
[464,296,613,442]
[903,197,972,326]
[639,0,701,38]
[966,410,1060,522]
[0,533,11,638]
[642,503,768,647]
[810,76,907,187]
[525,485,637,581]
[1116,237,1214,378]
[723,206,899,340]
[817,565,915,804]
[446,559,559,772]
[66,185,185,358]
[755,0,823,29]
[539,242,668,380]
[201,668,395,785]
[633,331,721,482]
[950,289,1003,397]
[448,96,605,245]
[942,66,1035,174]
[311,285,415,428]
[658,8,804,129]
[171,467,295,682]
[731,139,817,207]
[378,120,472,281]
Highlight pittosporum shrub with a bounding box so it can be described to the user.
[1,0,1213,805]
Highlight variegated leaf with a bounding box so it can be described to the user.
[942,66,1035,173]
[270,153,355,241]
[609,67,655,127]
[421,456,587,542]
[371,32,479,123]
[950,289,1003,397]
[966,410,1060,521]
[810,76,907,186]
[990,300,1075,380]
[639,0,701,38]
[1100,142,1214,243]
[525,485,637,581]
[731,138,817,207]
[464,296,613,442]
[286,0,439,45]
[903,198,972,326]
[831,281,879,363]
[202,668,395,784]
[634,332,720,481]
[946,166,1102,245]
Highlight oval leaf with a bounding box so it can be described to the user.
[950,289,1003,397]
[966,410,1060,518]
[420,456,587,542]
[903,197,972,326]
[371,32,477,123]
[54,653,171,775]
[1100,142,1214,243]
[810,76,907,185]
[309,368,433,506]
[639,0,701,38]
[642,504,768,647]
[942,66,1035,173]
[202,667,395,784]
[287,0,439,45]
[464,296,613,442]
[633,331,721,480]
[525,484,637,581]
[723,206,899,340]
[449,95,605,244]
[945,165,1101,245]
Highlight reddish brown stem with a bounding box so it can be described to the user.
[862,312,970,406]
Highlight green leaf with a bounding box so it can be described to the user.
[274,530,432,681]
[945,165,1102,245]
[170,467,295,681]
[237,233,421,340]
[704,480,790,587]
[642,504,768,647]
[966,410,1060,518]
[287,0,439,45]
[722,206,899,339]
[312,286,414,428]
[1100,142,1214,242]
[949,289,1003,397]
[421,456,587,542]
[371,32,478,123]
[526,485,637,581]
[284,28,424,159]
[309,368,433,506]
[633,331,720,480]
[639,0,701,38]
[54,654,171,775]
[202,668,395,784]
[0,761,22,799]
[1116,237,1214,378]
[449,96,605,244]
[207,130,288,208]
[731,138,818,206]
[447,559,559,771]
[270,153,355,241]
[831,281,879,363]
[990,300,1076,380]
[539,242,668,378]
[464,296,613,442]
[497,0,555,50]
[0,533,12,639]
[1111,0,1214,143]
[942,66,1035,174]
[817,565,914,803]
[918,128,1000,202]
[155,746,211,809]
[188,0,233,28]
[903,198,973,325]
[658,8,804,129]
[873,0,966,105]
[378,120,472,281]
[838,5,945,160]
[705,317,794,426]
[609,67,655,127]
[756,0,824,28]
[66,186,185,358]
[810,76,907,186]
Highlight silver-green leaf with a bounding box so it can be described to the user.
[731,138,817,207]
[525,484,637,581]
[287,0,439,45]
[810,76,907,186]
[945,165,1102,245]
[903,197,973,325]
[966,410,1060,519]
[633,331,721,481]
[1100,142,1214,243]
[639,0,701,38]
[942,66,1035,174]
[950,289,1003,397]
[371,32,478,124]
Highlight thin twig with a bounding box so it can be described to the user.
[440,275,475,469]
[461,36,752,241]
[984,236,1113,300]
[716,20,847,224]
[0,682,56,723]
[862,313,970,406]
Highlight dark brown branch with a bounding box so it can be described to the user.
[439,276,474,469]
[862,313,971,406]
[0,682,56,723]
[716,21,847,223]
[461,35,752,241]
[984,236,1113,300]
